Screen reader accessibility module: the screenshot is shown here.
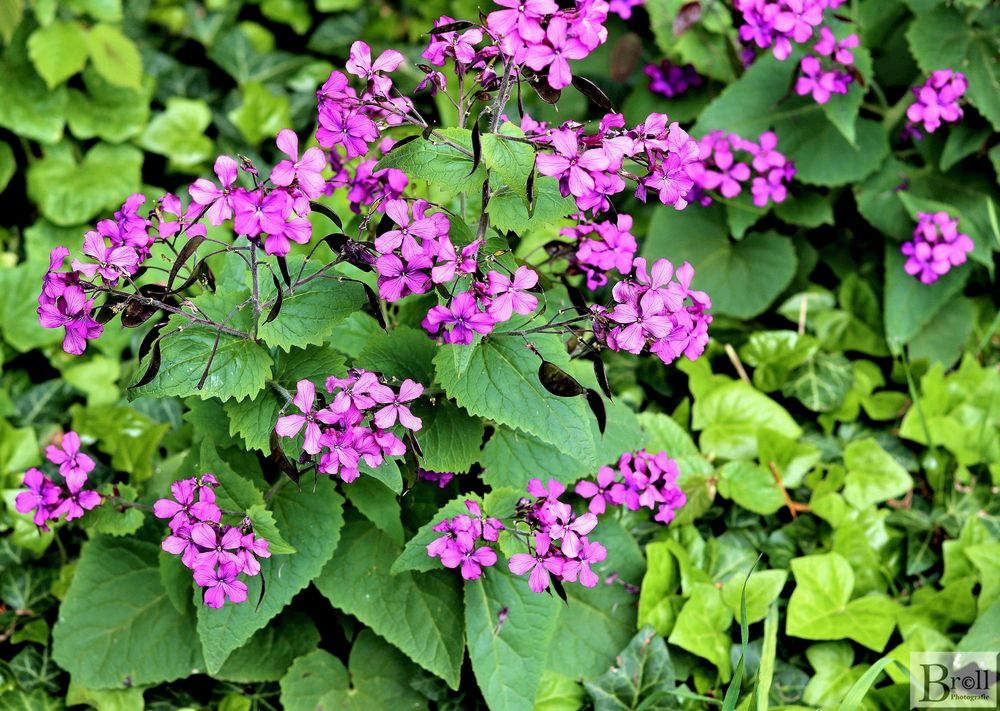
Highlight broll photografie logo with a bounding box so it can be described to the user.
[911,652,999,709]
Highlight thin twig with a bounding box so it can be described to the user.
[724,343,752,385]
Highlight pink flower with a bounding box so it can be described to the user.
[371,379,424,431]
[486,266,539,321]
[508,533,564,592]
[422,291,495,344]
[189,155,240,226]
[346,41,405,96]
[45,431,95,491]
[270,129,327,198]
[275,380,328,454]
[194,562,248,608]
[523,17,590,89]
[232,189,293,237]
[376,253,432,302]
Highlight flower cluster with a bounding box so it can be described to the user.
[687,130,794,207]
[508,479,605,592]
[562,213,638,289]
[531,112,701,214]
[736,0,858,104]
[901,211,974,284]
[427,500,504,579]
[575,449,686,524]
[16,432,101,529]
[274,372,422,482]
[592,257,712,364]
[487,0,610,89]
[645,60,702,99]
[154,475,271,608]
[905,70,967,136]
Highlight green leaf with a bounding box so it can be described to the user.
[819,45,873,146]
[489,177,575,234]
[717,461,786,515]
[802,642,870,709]
[757,428,820,488]
[466,572,561,711]
[0,140,13,194]
[315,514,465,688]
[87,484,144,536]
[258,260,366,352]
[534,671,585,711]
[26,20,89,88]
[883,244,970,351]
[637,542,679,636]
[667,582,734,681]
[481,125,535,191]
[908,295,975,369]
[52,537,204,688]
[138,97,214,170]
[86,23,142,90]
[129,324,273,403]
[434,335,597,463]
[721,570,788,624]
[842,439,914,510]
[216,610,320,682]
[228,81,292,146]
[26,142,143,226]
[279,632,428,711]
[345,474,403,543]
[692,381,802,460]
[0,47,68,144]
[740,330,820,392]
[781,353,854,413]
[585,626,679,711]
[392,494,484,575]
[196,479,345,674]
[413,400,485,473]
[644,215,797,319]
[0,0,24,45]
[357,325,439,385]
[958,598,1000,652]
[246,504,296,554]
[774,191,835,228]
[907,7,1000,131]
[375,129,486,200]
[786,552,897,651]
[70,403,168,481]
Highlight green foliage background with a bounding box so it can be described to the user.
[0,0,997,709]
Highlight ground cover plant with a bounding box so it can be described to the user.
[0,0,997,709]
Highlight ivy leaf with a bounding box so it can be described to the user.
[465,572,561,711]
[315,514,465,688]
[717,461,785,515]
[584,626,680,711]
[692,381,801,460]
[26,142,143,226]
[138,97,214,170]
[667,582,734,681]
[0,44,68,144]
[786,552,897,651]
[52,537,204,688]
[842,438,914,510]
[781,353,853,413]
[86,23,142,90]
[196,479,345,674]
[27,20,89,88]
[721,569,788,624]
[434,336,598,464]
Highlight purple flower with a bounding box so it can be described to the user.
[45,431,95,491]
[194,562,249,608]
[487,0,556,44]
[346,41,405,96]
[189,155,239,226]
[317,109,379,159]
[238,533,271,576]
[37,284,104,355]
[376,253,433,302]
[431,237,480,284]
[275,380,332,454]
[231,189,292,237]
[370,379,424,431]
[536,129,611,199]
[508,533,563,593]
[72,231,138,285]
[51,476,101,521]
[418,469,455,488]
[440,538,498,580]
[15,468,61,528]
[154,477,221,529]
[901,210,974,284]
[422,292,495,344]
[486,266,539,321]
[375,199,440,257]
[270,129,327,199]
[564,538,606,587]
[192,523,242,570]
[575,465,619,514]
[523,17,590,90]
[906,70,967,134]
[163,523,200,568]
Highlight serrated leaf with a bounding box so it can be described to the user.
[315,514,465,688]
[216,610,319,683]
[434,336,598,463]
[413,399,485,473]
[52,537,204,688]
[196,480,345,674]
[375,128,486,200]
[466,572,561,711]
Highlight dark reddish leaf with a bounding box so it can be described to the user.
[386,134,420,153]
[264,272,283,325]
[593,357,613,400]
[430,20,476,34]
[308,201,344,230]
[470,121,483,176]
[268,431,301,485]
[276,255,291,287]
[571,75,613,112]
[586,388,607,434]
[610,33,643,82]
[130,325,166,389]
[538,360,586,397]
[673,1,702,36]
[362,282,387,330]
[167,235,205,291]
[121,284,171,328]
